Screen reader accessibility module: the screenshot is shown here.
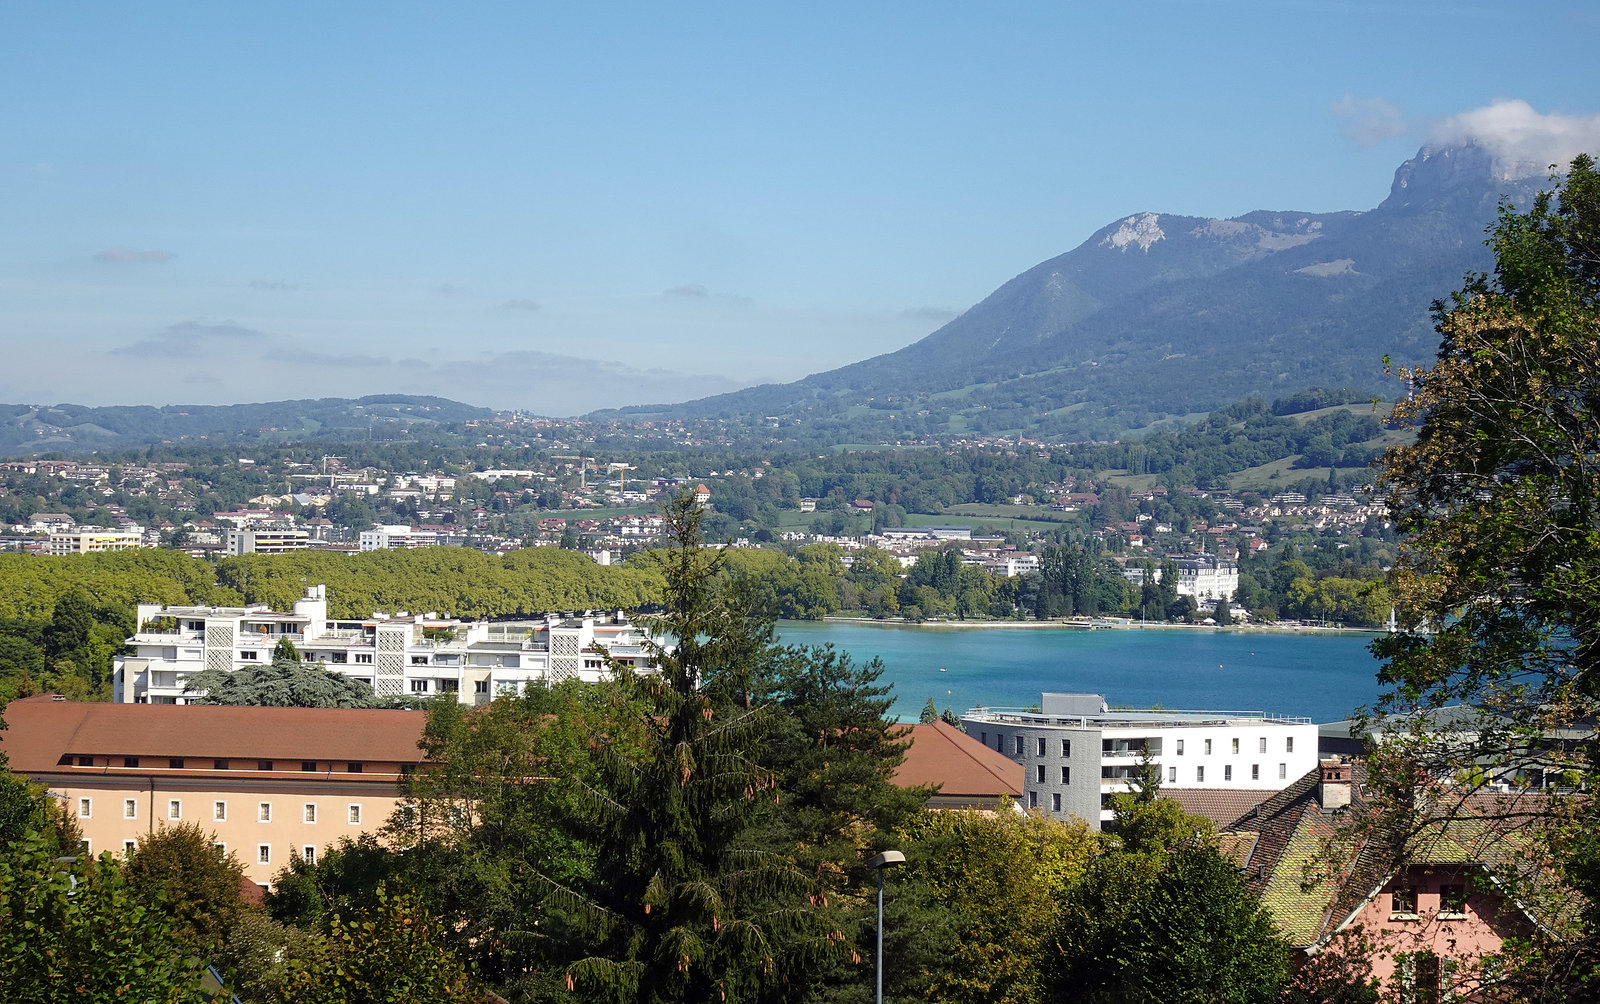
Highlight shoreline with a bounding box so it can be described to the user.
[807,615,1382,636]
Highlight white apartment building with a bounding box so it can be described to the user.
[962,692,1318,829]
[116,585,655,705]
[1120,556,1240,601]
[359,525,439,550]
[226,528,311,555]
[50,526,145,555]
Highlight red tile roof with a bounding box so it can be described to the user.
[1,695,427,771]
[894,722,1022,801]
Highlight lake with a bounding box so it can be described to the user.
[773,621,1389,724]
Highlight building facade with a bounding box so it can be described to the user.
[115,584,655,705]
[225,527,311,555]
[962,692,1318,828]
[49,526,145,555]
[1,695,426,886]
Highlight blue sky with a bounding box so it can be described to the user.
[2,2,1597,416]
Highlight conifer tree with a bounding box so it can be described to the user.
[545,493,829,1004]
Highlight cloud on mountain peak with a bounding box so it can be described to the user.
[1429,99,1600,179]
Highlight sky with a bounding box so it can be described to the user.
[2,2,1598,417]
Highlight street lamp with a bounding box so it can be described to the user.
[867,849,906,1004]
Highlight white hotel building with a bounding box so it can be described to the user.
[115,585,654,705]
[962,692,1318,829]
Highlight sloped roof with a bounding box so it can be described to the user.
[894,721,1022,799]
[1162,787,1280,828]
[1,695,428,769]
[1222,761,1577,949]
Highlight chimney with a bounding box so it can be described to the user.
[1319,756,1351,811]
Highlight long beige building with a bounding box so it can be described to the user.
[1,695,427,886]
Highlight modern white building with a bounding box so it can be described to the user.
[226,527,311,555]
[49,526,145,555]
[359,525,439,550]
[115,585,656,705]
[962,692,1318,829]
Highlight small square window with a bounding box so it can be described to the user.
[213,841,226,855]
[301,761,317,772]
[303,845,317,864]
[1279,763,1287,779]
[1013,736,1024,757]
[1286,737,1295,753]
[214,800,227,821]
[258,802,272,822]
[123,798,136,819]
[1391,887,1418,916]
[169,758,184,769]
[258,759,274,771]
[123,839,137,857]
[1204,739,1213,755]
[410,679,430,692]
[1251,764,1260,781]
[1051,792,1061,812]
[1196,766,1205,782]
[348,804,362,824]
[1259,737,1268,753]
[1060,765,1070,784]
[1061,739,1071,756]
[78,797,92,818]
[1036,737,1046,757]
[168,799,181,820]
[346,762,363,773]
[123,757,138,768]
[1231,738,1240,754]
[1028,791,1037,808]
[214,759,229,770]
[1440,884,1468,915]
[77,755,94,766]
[1176,739,1185,756]
[303,803,317,823]
[1224,765,1233,781]
[474,679,488,693]
[1035,763,1045,783]
[1168,766,1177,783]
[258,844,271,865]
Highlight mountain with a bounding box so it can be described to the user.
[598,143,1545,441]
[0,396,493,455]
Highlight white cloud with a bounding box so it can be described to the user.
[1429,99,1600,180]
[664,283,710,298]
[497,298,541,311]
[1332,95,1407,147]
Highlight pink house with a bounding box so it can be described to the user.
[1221,758,1570,999]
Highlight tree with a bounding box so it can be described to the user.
[1049,797,1286,1004]
[1372,155,1600,995]
[272,635,301,663]
[0,833,211,1003]
[1378,154,1600,696]
[124,821,249,954]
[279,883,477,1003]
[185,655,381,707]
[543,493,832,1004]
[920,697,939,724]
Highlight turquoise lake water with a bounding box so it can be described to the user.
[773,621,1388,725]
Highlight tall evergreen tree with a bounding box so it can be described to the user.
[544,493,831,1004]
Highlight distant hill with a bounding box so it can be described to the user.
[0,396,493,455]
[596,143,1547,441]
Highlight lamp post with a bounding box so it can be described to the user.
[867,849,905,1004]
